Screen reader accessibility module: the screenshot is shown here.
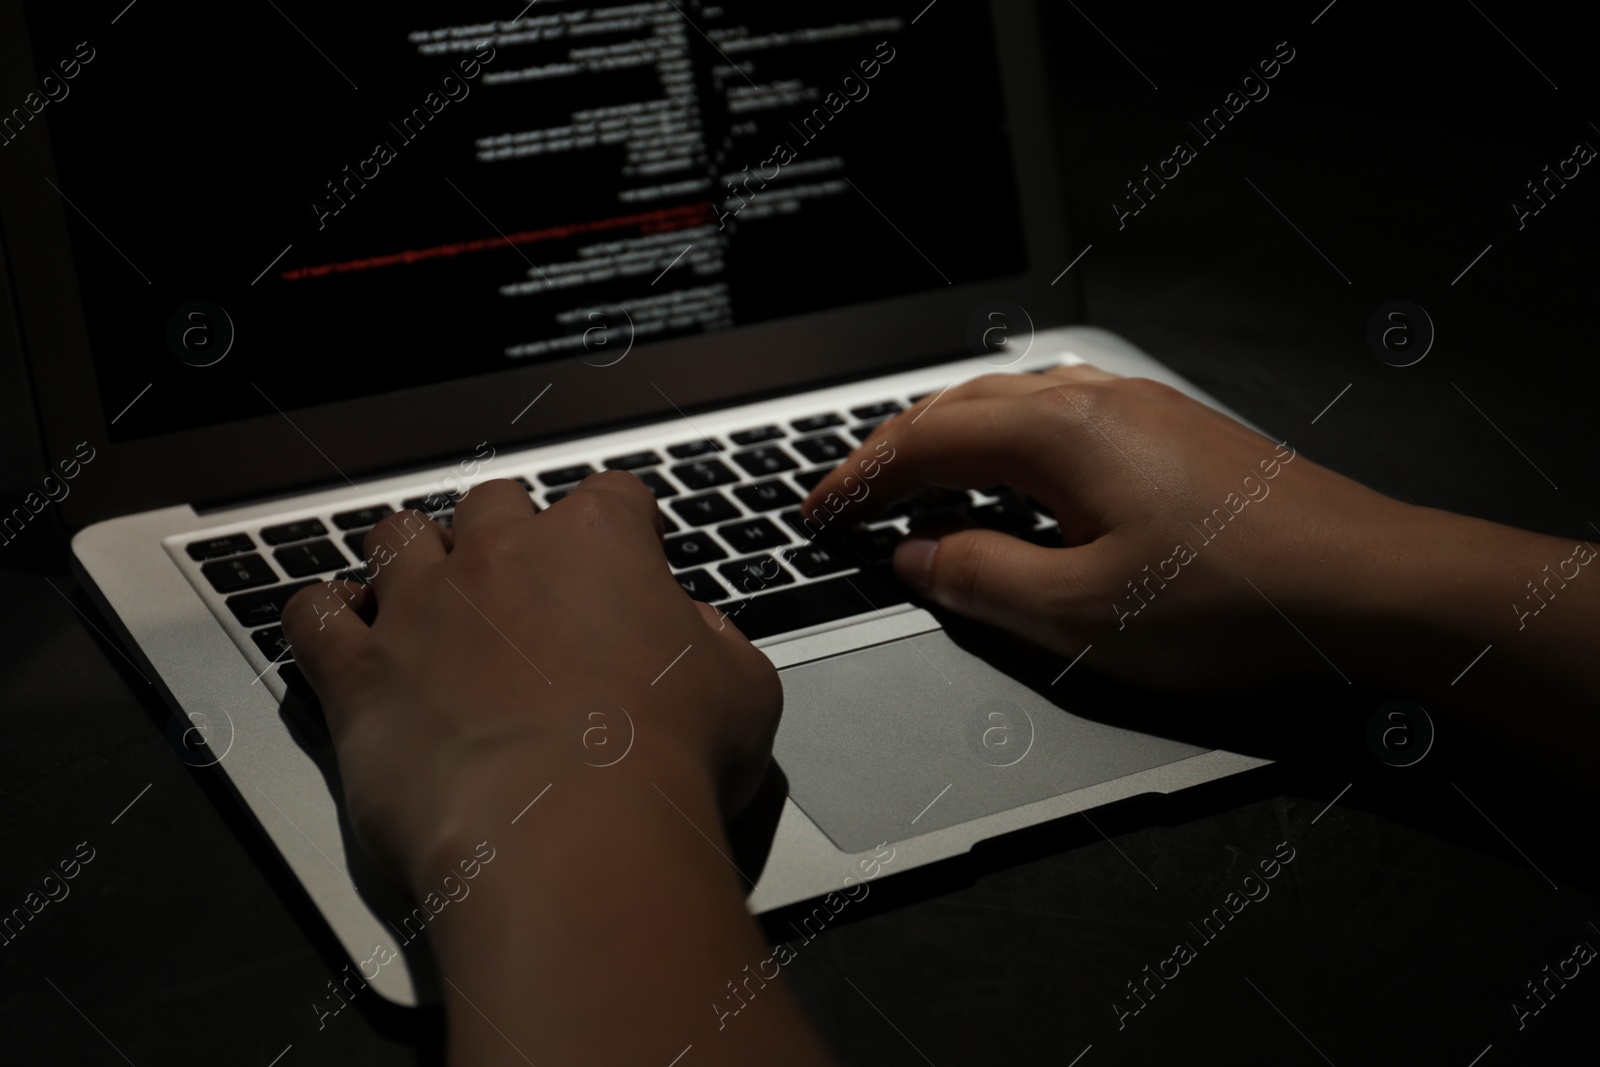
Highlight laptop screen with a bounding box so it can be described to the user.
[18,1,1029,444]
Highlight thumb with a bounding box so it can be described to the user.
[893,527,1080,645]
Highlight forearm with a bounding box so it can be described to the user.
[426,751,835,1067]
[1318,504,1600,790]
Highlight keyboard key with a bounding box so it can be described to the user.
[779,508,827,542]
[659,511,680,534]
[671,458,739,490]
[250,626,293,662]
[664,532,727,569]
[538,463,596,487]
[273,539,350,579]
[784,542,856,579]
[632,470,678,499]
[791,434,851,465]
[279,661,314,697]
[667,439,722,459]
[513,476,535,491]
[849,527,903,565]
[332,506,393,531]
[343,531,374,564]
[719,566,905,641]
[851,401,903,421]
[201,554,278,594]
[401,492,461,514]
[675,568,730,602]
[718,518,790,553]
[729,425,784,446]
[259,520,327,546]
[968,495,1037,531]
[1018,526,1066,548]
[908,391,933,403]
[733,446,798,477]
[717,555,795,597]
[847,423,884,443]
[669,491,740,527]
[604,451,664,471]
[186,534,254,561]
[545,490,570,505]
[734,480,801,512]
[791,413,844,433]
[225,579,319,628]
[873,498,912,521]
[906,488,972,515]
[792,469,831,492]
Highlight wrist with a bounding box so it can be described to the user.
[416,747,808,1065]
[401,714,726,902]
[1302,501,1588,693]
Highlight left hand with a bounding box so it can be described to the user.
[281,471,784,896]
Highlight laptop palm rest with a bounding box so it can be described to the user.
[772,631,1208,852]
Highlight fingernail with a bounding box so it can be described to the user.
[894,537,938,591]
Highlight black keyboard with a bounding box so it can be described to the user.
[181,391,1060,690]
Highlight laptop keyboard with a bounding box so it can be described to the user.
[177,393,1063,689]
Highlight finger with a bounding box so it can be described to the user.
[362,509,448,597]
[799,393,1080,528]
[893,526,1105,643]
[862,372,1058,450]
[611,471,668,544]
[560,469,668,554]
[449,478,538,545]
[281,578,373,711]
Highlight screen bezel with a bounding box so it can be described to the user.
[0,0,1080,530]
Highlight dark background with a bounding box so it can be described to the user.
[4,1,1599,1064]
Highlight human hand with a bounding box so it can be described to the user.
[281,472,782,895]
[800,364,1424,692]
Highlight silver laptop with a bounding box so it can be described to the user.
[2,0,1269,1004]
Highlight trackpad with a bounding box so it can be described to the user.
[772,631,1207,852]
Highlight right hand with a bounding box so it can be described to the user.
[799,364,1425,692]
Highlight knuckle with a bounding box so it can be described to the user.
[283,580,350,635]
[478,476,522,494]
[1054,380,1109,419]
[362,513,429,563]
[959,372,1020,397]
[594,467,644,492]
[1124,376,1180,402]
[470,522,525,563]
[556,486,615,529]
[383,509,433,542]
[581,468,652,509]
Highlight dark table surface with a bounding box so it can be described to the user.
[5,3,1600,1065]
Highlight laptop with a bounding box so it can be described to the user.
[1,0,1269,1004]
